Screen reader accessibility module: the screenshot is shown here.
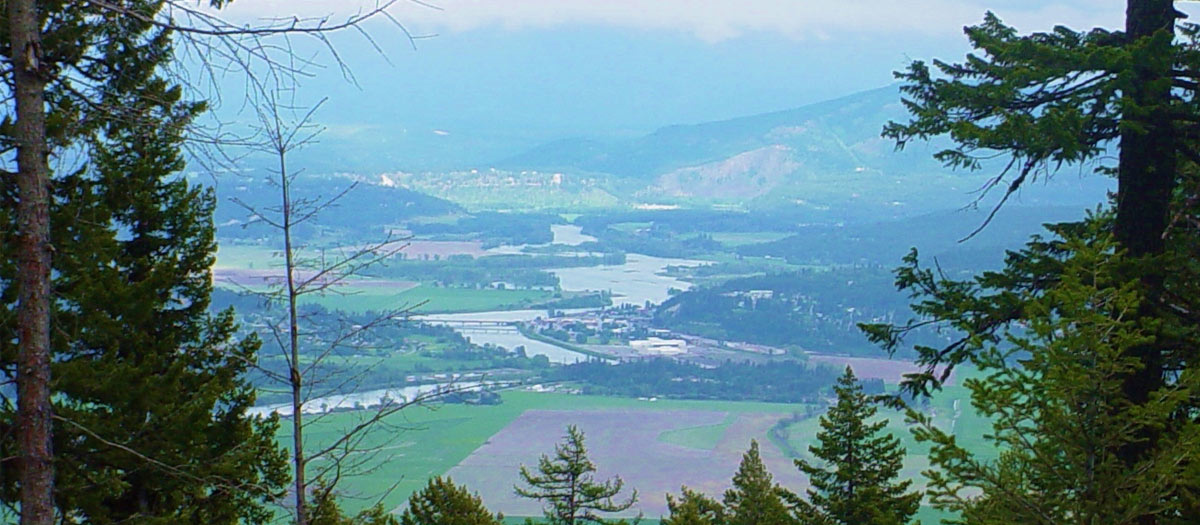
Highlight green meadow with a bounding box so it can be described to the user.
[299,284,555,314]
[285,391,811,516]
[286,382,983,521]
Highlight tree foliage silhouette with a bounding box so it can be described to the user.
[515,425,638,525]
[400,476,503,525]
[722,440,795,525]
[793,368,919,525]
[865,2,1200,523]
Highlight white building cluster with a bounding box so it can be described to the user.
[629,337,687,356]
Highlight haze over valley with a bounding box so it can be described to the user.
[8,2,1189,525]
[202,10,1114,520]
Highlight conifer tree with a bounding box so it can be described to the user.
[0,4,290,523]
[515,425,638,525]
[861,1,1200,523]
[307,479,399,525]
[878,220,1200,524]
[793,368,919,525]
[722,440,796,525]
[400,476,503,525]
[2,2,420,523]
[664,487,726,525]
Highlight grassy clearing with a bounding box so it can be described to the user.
[657,412,737,450]
[220,283,556,314]
[284,391,807,517]
[283,371,985,521]
[297,285,555,314]
[705,232,794,247]
[214,243,282,269]
[257,347,489,378]
[403,213,469,226]
[608,221,653,233]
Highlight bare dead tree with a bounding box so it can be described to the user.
[227,86,499,525]
[1,2,439,524]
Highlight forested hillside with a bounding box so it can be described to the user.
[208,173,463,242]
[655,269,929,355]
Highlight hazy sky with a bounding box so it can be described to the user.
[206,1,1140,170]
[221,1,1121,41]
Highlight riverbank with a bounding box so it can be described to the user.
[515,325,615,361]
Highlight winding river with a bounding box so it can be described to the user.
[422,225,706,363]
[253,226,708,414]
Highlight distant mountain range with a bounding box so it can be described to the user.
[499,85,926,179]
[487,85,1110,213]
[232,84,1111,221]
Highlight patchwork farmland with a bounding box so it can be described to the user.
[446,409,807,517]
[290,375,982,521]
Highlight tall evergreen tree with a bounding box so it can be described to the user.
[863,1,1200,523]
[875,219,1200,524]
[664,487,726,525]
[793,368,919,525]
[515,425,638,525]
[400,476,502,525]
[0,3,289,523]
[722,441,795,525]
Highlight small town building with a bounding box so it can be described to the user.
[630,337,687,355]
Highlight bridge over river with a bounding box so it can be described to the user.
[413,317,522,334]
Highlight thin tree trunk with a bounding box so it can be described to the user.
[7,0,55,524]
[281,152,307,525]
[1116,2,1177,524]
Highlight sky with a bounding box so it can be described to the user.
[219,0,1120,43]
[201,1,1136,171]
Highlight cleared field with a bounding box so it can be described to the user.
[657,412,737,450]
[215,241,491,270]
[377,240,489,258]
[280,285,555,314]
[213,267,420,291]
[609,221,653,233]
[286,387,980,522]
[806,353,957,386]
[215,244,281,269]
[445,409,807,518]
[284,392,803,517]
[706,232,793,247]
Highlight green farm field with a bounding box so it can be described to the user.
[215,244,563,314]
[215,243,282,269]
[299,284,555,314]
[657,412,738,450]
[284,391,809,517]
[216,281,555,315]
[286,382,982,521]
[705,231,794,247]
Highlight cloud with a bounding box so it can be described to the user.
[213,0,1123,43]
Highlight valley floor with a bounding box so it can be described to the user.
[291,384,981,522]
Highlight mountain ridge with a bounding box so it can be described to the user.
[496,84,917,180]
[486,83,1110,214]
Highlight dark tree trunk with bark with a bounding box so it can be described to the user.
[1116,2,1178,524]
[6,0,55,524]
[1119,4,1177,255]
